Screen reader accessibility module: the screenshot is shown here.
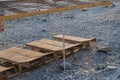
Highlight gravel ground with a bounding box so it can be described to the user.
[0,0,120,80]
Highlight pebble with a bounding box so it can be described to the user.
[117,75,120,79]
[97,46,110,53]
[59,62,72,70]
[95,64,107,71]
[106,66,118,70]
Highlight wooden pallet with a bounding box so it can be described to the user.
[39,39,82,53]
[53,34,96,49]
[26,39,82,59]
[0,66,14,79]
[0,47,51,72]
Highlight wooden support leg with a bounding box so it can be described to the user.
[53,52,59,60]
[18,64,22,72]
[73,44,82,53]
[67,48,74,57]
[70,48,73,55]
[78,44,83,51]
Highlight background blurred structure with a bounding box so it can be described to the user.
[0,10,4,31]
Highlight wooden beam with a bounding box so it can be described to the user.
[0,1,112,21]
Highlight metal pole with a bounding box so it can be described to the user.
[62,12,66,70]
[4,20,7,49]
[62,26,66,70]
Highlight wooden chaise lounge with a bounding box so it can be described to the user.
[0,66,15,79]
[53,34,96,49]
[0,47,51,72]
[26,39,82,59]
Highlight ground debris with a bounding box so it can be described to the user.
[97,45,110,53]
[59,62,72,70]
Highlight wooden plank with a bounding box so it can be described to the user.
[26,42,62,51]
[26,39,81,51]
[0,47,47,63]
[0,66,12,73]
[5,47,46,58]
[54,34,96,49]
[54,34,96,43]
[0,51,33,63]
[32,39,71,47]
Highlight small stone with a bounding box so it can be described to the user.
[82,8,87,11]
[80,69,89,74]
[111,4,116,7]
[42,29,47,32]
[104,3,115,8]
[65,14,74,19]
[59,62,72,70]
[117,75,120,79]
[106,66,118,70]
[95,64,107,71]
[42,18,47,22]
[97,45,110,53]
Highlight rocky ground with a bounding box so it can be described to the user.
[0,0,120,80]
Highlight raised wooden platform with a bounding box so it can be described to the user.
[26,39,82,59]
[0,47,49,72]
[53,34,96,49]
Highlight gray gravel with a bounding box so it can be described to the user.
[0,0,120,80]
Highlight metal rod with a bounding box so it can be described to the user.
[62,12,66,70]
[62,30,66,70]
[4,20,7,49]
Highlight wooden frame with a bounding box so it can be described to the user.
[26,39,82,60]
[0,47,50,72]
[53,34,96,49]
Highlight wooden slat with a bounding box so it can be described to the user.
[0,47,46,63]
[26,39,81,51]
[0,66,12,72]
[0,51,33,63]
[32,39,71,47]
[5,47,46,58]
[26,42,61,51]
[54,34,96,43]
